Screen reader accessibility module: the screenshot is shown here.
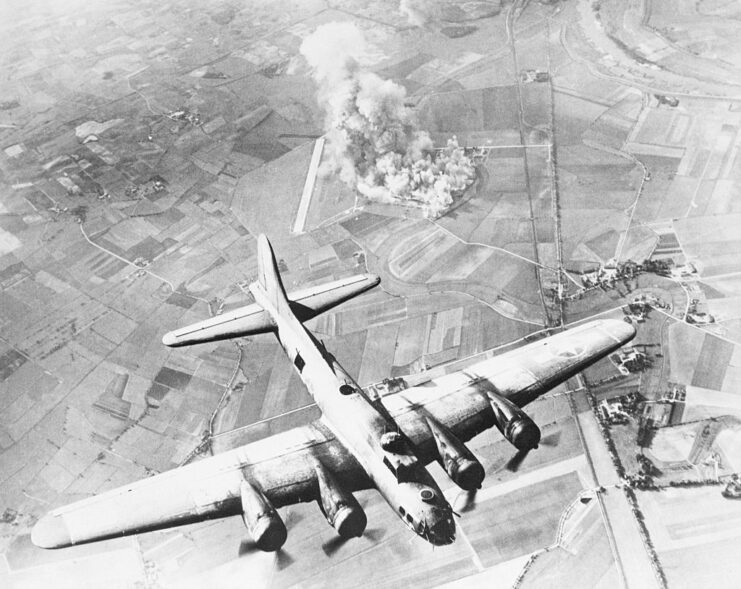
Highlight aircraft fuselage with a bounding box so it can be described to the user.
[250,283,456,545]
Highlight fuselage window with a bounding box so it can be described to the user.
[294,354,305,373]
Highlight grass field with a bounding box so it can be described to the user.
[522,503,617,589]
[428,243,495,282]
[633,108,688,147]
[417,86,522,133]
[304,170,356,235]
[621,225,658,262]
[357,323,401,386]
[341,214,423,255]
[561,210,629,268]
[691,333,733,390]
[334,294,407,335]
[633,154,684,223]
[638,486,741,588]
[388,226,458,281]
[675,214,741,277]
[464,472,583,567]
[660,536,741,589]
[231,140,314,239]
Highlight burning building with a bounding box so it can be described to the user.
[300,22,476,218]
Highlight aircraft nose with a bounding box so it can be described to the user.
[428,515,456,546]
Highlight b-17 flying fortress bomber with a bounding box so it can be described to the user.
[31,235,635,553]
[6,0,741,585]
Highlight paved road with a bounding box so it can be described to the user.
[576,410,659,589]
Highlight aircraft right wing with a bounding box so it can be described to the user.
[31,420,370,549]
[162,273,379,347]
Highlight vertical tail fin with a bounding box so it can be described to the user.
[254,234,291,316]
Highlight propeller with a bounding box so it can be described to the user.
[505,429,561,472]
[321,528,384,557]
[505,448,530,472]
[275,549,295,570]
[454,489,479,513]
[456,428,564,513]
[238,540,295,570]
[237,508,303,567]
[238,539,258,557]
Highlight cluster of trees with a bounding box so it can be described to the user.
[624,486,669,588]
[588,391,627,478]
[587,386,668,587]
[512,552,541,589]
[641,259,673,276]
[666,479,722,488]
[620,392,645,416]
[637,418,657,448]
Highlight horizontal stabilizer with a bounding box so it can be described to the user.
[162,273,379,347]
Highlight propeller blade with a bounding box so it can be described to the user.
[322,535,348,557]
[506,449,530,472]
[238,539,259,557]
[238,540,294,570]
[275,549,294,570]
[454,489,478,513]
[541,430,561,447]
[363,528,384,543]
[321,527,381,557]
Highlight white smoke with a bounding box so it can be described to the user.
[300,22,476,218]
[399,0,429,27]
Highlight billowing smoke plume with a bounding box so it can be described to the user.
[300,22,476,218]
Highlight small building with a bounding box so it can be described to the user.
[612,347,648,375]
[4,143,25,158]
[671,262,697,279]
[520,69,550,83]
[600,399,629,424]
[661,384,686,403]
[656,95,679,107]
[686,312,714,325]
[723,475,741,499]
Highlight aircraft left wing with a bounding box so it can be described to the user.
[31,421,369,549]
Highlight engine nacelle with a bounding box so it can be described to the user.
[315,463,367,539]
[240,481,287,552]
[426,417,485,491]
[488,392,541,451]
